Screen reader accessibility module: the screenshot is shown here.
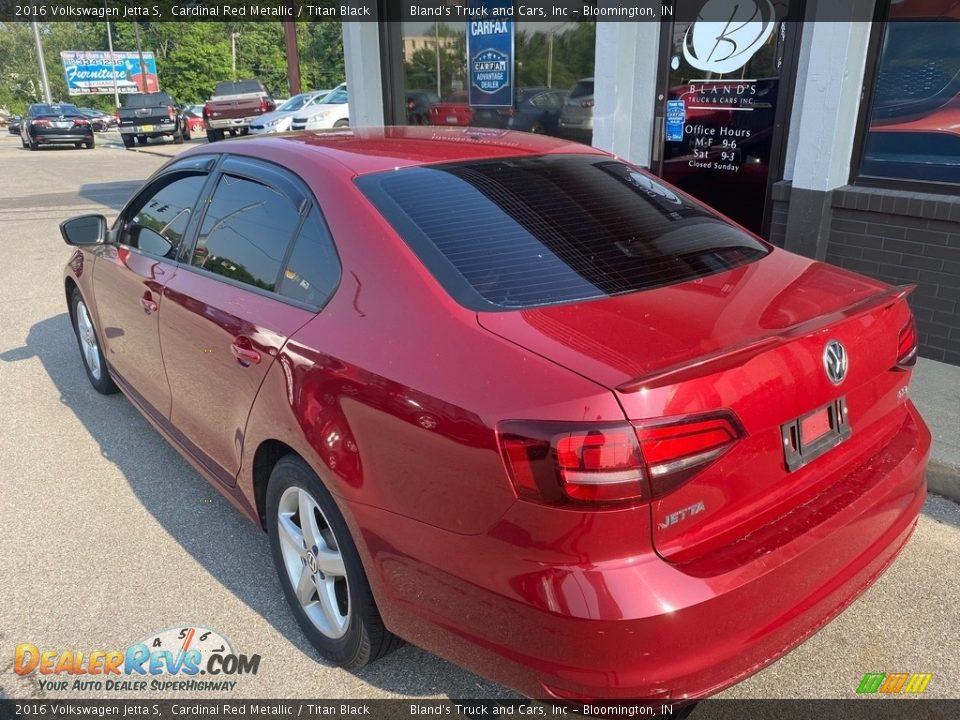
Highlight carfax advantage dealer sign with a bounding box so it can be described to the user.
[466,0,514,108]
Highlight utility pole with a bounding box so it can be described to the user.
[283,21,301,96]
[31,21,52,103]
[105,10,120,108]
[434,23,442,98]
[132,21,148,92]
[231,32,240,80]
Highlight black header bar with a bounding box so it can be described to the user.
[0,0,897,24]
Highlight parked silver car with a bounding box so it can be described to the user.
[558,77,594,142]
[250,90,332,135]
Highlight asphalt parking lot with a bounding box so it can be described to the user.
[0,129,958,704]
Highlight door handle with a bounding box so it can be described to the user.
[230,338,261,366]
[139,295,158,314]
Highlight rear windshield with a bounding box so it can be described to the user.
[569,81,594,99]
[357,155,769,310]
[123,93,175,108]
[31,104,79,116]
[214,80,265,96]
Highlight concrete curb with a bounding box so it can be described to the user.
[928,461,960,504]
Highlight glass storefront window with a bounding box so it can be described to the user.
[397,12,595,143]
[859,1,960,185]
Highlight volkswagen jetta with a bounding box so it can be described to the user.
[61,128,929,701]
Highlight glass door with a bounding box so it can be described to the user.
[652,0,803,237]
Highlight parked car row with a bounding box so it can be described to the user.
[423,77,595,141]
[12,76,594,153]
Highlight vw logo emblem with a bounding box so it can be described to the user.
[823,340,848,385]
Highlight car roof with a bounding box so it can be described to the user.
[178,126,607,177]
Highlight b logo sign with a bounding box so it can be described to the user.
[683,0,778,74]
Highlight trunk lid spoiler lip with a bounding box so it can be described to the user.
[616,284,916,394]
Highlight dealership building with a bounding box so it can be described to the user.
[339,0,960,364]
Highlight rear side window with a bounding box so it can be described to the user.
[357,155,769,310]
[123,93,174,108]
[569,81,594,99]
[192,175,300,292]
[214,80,265,96]
[277,207,341,308]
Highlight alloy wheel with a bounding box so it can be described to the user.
[276,485,350,639]
[75,299,101,381]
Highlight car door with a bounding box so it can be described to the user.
[158,157,321,486]
[93,160,214,418]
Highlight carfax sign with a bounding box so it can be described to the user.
[466,0,514,108]
[60,50,159,95]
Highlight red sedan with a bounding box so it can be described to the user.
[60,128,929,702]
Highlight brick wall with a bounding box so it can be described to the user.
[827,187,960,364]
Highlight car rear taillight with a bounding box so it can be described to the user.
[167,106,177,120]
[896,316,918,370]
[580,99,595,108]
[259,98,275,113]
[203,104,212,119]
[634,412,743,498]
[497,412,743,507]
[32,118,50,127]
[498,421,647,506]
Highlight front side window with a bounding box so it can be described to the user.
[192,174,300,292]
[859,3,960,184]
[124,173,207,259]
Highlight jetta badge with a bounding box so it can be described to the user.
[824,340,848,385]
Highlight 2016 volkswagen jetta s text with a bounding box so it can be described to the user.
[61,128,929,701]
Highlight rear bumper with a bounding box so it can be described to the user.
[355,404,929,700]
[207,117,253,130]
[119,120,176,135]
[31,130,93,144]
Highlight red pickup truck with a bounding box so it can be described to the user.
[203,79,275,142]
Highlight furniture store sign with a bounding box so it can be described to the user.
[467,0,514,108]
[60,50,158,95]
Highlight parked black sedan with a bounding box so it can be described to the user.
[7,115,21,135]
[470,87,568,134]
[20,103,95,150]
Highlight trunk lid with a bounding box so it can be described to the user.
[478,250,915,563]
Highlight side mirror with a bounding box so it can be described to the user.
[60,214,107,246]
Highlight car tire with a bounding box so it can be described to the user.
[239,127,249,136]
[333,119,350,128]
[74,143,83,149]
[121,134,134,149]
[70,288,118,395]
[173,123,185,144]
[28,136,38,151]
[136,135,147,145]
[183,123,191,141]
[85,138,95,149]
[206,129,224,143]
[266,455,401,669]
